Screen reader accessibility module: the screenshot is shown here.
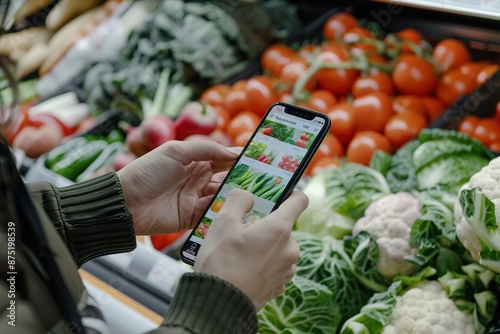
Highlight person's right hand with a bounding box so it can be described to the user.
[194,188,308,310]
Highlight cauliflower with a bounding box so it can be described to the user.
[382,280,475,334]
[454,156,500,272]
[352,192,421,280]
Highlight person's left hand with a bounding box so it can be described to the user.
[117,140,240,235]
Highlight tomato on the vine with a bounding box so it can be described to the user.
[351,72,394,98]
[315,44,358,96]
[392,55,437,96]
[304,133,344,175]
[476,64,499,86]
[396,28,424,54]
[213,105,231,132]
[458,115,481,138]
[421,96,446,122]
[472,117,500,146]
[280,57,316,92]
[297,44,317,59]
[323,12,358,40]
[200,84,231,107]
[245,76,278,117]
[224,80,249,117]
[436,69,476,106]
[432,38,470,72]
[226,111,260,141]
[261,44,296,77]
[353,92,394,133]
[326,102,355,147]
[303,90,337,113]
[392,95,428,120]
[384,112,427,149]
[458,62,488,81]
[346,131,391,166]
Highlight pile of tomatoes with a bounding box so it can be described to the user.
[199,11,499,176]
[458,101,500,151]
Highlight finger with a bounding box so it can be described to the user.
[211,189,254,228]
[165,140,239,166]
[262,190,309,230]
[210,160,237,173]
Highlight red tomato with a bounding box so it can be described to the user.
[343,26,374,44]
[353,92,394,133]
[458,62,489,81]
[392,95,428,120]
[432,39,471,73]
[326,102,355,147]
[261,44,296,77]
[458,115,481,138]
[346,131,392,166]
[304,90,338,113]
[200,84,231,107]
[384,112,428,149]
[245,76,278,117]
[213,105,231,132]
[351,72,394,98]
[396,28,424,54]
[472,117,500,146]
[225,80,249,117]
[323,12,358,40]
[298,44,318,59]
[436,69,476,106]
[150,232,185,251]
[421,96,446,122]
[280,57,316,92]
[305,133,344,175]
[489,141,500,152]
[315,44,358,96]
[476,64,499,86]
[309,156,341,176]
[392,55,437,96]
[226,111,260,142]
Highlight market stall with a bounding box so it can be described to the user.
[2,0,500,333]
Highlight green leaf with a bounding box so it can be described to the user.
[369,150,392,176]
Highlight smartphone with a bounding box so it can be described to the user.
[180,102,331,265]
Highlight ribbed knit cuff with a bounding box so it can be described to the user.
[56,172,136,265]
[163,273,258,334]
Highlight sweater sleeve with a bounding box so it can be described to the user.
[146,273,258,334]
[27,171,136,267]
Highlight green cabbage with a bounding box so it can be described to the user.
[295,163,390,239]
[257,275,341,334]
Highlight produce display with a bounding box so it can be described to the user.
[2,1,500,333]
[260,129,500,333]
[198,11,499,175]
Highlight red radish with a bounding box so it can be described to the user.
[114,151,137,171]
[141,114,176,151]
[174,101,218,140]
[126,126,149,157]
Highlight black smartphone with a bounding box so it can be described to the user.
[180,102,331,265]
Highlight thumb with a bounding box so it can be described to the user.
[210,189,254,230]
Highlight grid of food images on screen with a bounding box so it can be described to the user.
[192,117,317,241]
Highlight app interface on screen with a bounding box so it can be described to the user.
[183,105,326,260]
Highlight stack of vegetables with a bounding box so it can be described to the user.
[257,129,500,333]
[196,11,499,176]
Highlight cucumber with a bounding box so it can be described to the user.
[270,186,286,203]
[261,184,284,200]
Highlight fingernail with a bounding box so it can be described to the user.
[227,147,242,155]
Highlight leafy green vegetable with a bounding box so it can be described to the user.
[296,163,390,239]
[459,188,500,271]
[257,275,341,334]
[244,141,267,159]
[383,140,419,193]
[227,164,250,182]
[293,232,388,324]
[369,150,392,176]
[84,0,301,117]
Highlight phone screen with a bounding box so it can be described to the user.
[181,103,330,264]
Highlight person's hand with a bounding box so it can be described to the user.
[117,140,239,235]
[194,189,308,310]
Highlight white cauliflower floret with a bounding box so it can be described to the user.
[382,281,475,334]
[455,157,500,265]
[352,192,421,280]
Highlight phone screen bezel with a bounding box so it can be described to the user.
[180,102,331,265]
